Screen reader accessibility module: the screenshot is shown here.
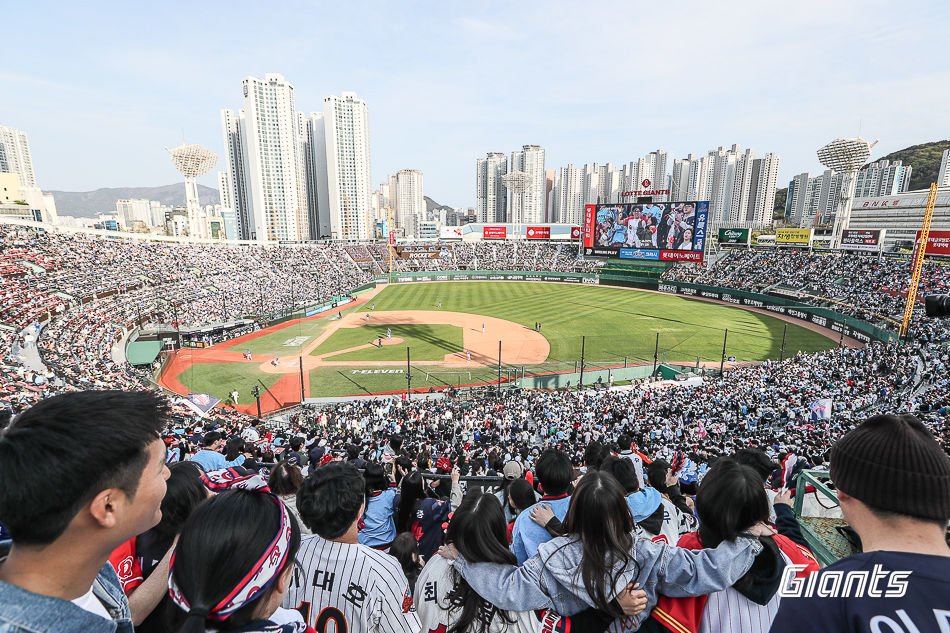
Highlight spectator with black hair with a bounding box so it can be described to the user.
[510,448,575,565]
[284,462,420,633]
[126,461,209,631]
[0,390,170,633]
[166,472,304,633]
[388,533,423,599]
[286,436,306,466]
[617,433,646,490]
[771,414,950,633]
[505,478,539,544]
[191,431,249,472]
[268,459,310,536]
[395,467,461,560]
[358,462,397,550]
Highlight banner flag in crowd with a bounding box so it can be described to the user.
[809,398,832,421]
[181,392,221,417]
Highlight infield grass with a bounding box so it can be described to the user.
[311,323,464,361]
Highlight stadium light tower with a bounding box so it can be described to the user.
[166,143,217,238]
[502,171,532,237]
[817,137,877,248]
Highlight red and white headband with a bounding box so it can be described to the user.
[168,469,293,621]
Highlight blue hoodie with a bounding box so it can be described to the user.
[510,493,571,565]
[626,487,662,522]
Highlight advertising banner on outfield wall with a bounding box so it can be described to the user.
[718,228,750,246]
[656,282,896,343]
[483,226,507,239]
[914,230,950,256]
[377,271,598,285]
[571,226,582,239]
[840,229,884,251]
[526,226,550,239]
[440,227,463,239]
[775,228,813,246]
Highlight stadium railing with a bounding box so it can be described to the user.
[792,470,850,567]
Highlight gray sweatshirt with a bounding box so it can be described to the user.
[454,533,763,629]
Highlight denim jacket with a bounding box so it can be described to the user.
[454,533,763,630]
[0,542,133,633]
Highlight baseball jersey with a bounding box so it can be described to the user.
[283,534,420,633]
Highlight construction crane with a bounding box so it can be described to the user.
[900,183,939,338]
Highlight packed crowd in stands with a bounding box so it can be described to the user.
[663,248,950,341]
[1,224,949,632]
[1,374,947,632]
[346,241,600,274]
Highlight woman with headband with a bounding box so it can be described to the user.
[168,470,309,633]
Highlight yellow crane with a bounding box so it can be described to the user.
[900,183,939,337]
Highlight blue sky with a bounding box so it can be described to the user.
[3,0,948,207]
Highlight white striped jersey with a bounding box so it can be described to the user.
[282,534,420,633]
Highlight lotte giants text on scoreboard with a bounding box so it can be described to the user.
[583,201,708,262]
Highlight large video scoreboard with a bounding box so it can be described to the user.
[583,201,709,262]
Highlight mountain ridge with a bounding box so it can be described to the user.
[47,183,219,218]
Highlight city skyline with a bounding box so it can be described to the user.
[3,1,949,208]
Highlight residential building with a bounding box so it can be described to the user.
[116,199,153,229]
[396,169,425,235]
[509,145,545,223]
[552,164,586,225]
[301,111,331,238]
[220,73,309,241]
[939,149,950,187]
[323,91,372,240]
[854,159,912,198]
[475,152,508,223]
[786,168,842,226]
[0,124,36,188]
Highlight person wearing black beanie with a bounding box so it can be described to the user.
[771,414,950,633]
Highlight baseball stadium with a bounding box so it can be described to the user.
[158,279,847,415]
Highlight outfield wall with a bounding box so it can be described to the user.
[374,271,599,284]
[656,281,898,344]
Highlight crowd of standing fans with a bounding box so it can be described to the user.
[0,386,947,633]
[0,227,949,631]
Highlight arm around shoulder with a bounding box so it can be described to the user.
[454,552,552,612]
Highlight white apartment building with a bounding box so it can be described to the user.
[746,152,781,225]
[116,199,153,229]
[0,124,36,188]
[939,149,950,187]
[396,168,425,235]
[509,145,545,223]
[324,92,372,241]
[552,164,586,225]
[786,168,841,226]
[475,152,508,223]
[854,159,912,198]
[301,111,331,238]
[220,73,309,241]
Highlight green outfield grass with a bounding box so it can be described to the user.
[367,282,832,364]
[312,323,464,361]
[169,282,838,400]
